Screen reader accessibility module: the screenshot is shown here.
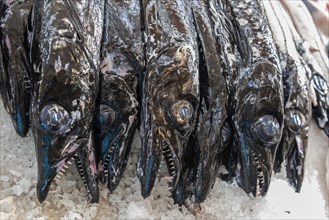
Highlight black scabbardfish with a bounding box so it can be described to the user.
[29,0,104,203]
[222,0,284,197]
[172,0,229,212]
[137,0,199,198]
[263,0,312,192]
[95,0,141,192]
[0,0,34,137]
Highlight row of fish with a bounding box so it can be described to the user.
[0,0,328,213]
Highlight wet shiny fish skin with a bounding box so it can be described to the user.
[279,0,329,137]
[137,0,200,198]
[29,0,104,203]
[96,0,140,192]
[0,0,34,137]
[263,0,312,193]
[223,0,284,197]
[172,0,229,211]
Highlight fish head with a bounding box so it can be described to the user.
[233,62,284,197]
[138,45,199,197]
[96,50,138,191]
[283,113,310,192]
[0,1,33,137]
[281,65,312,192]
[31,36,99,203]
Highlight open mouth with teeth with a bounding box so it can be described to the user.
[235,149,270,197]
[101,140,133,192]
[36,141,99,203]
[161,140,179,191]
[285,135,306,193]
[251,150,267,197]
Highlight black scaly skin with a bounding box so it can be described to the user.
[172,0,229,212]
[29,0,104,203]
[137,0,200,198]
[95,0,141,192]
[263,0,312,192]
[222,0,284,197]
[0,0,34,137]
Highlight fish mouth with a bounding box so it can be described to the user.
[36,133,99,203]
[100,133,134,192]
[161,140,179,191]
[286,135,307,192]
[36,153,75,203]
[251,150,269,197]
[137,135,181,198]
[235,149,270,197]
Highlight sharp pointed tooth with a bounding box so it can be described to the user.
[168,187,173,191]
[56,175,61,179]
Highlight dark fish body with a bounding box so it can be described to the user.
[137,0,199,198]
[172,0,229,211]
[0,0,34,136]
[96,0,141,192]
[29,0,104,203]
[263,0,312,192]
[279,0,329,136]
[223,0,284,197]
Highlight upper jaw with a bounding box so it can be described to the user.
[161,138,181,190]
[235,143,272,197]
[285,134,308,192]
[137,127,182,198]
[101,131,134,192]
[35,128,98,203]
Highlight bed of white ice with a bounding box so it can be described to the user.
[0,100,328,219]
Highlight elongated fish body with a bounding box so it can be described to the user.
[0,0,34,136]
[302,0,329,37]
[30,0,104,203]
[95,0,141,192]
[263,0,312,192]
[172,0,229,210]
[279,1,329,136]
[138,0,199,198]
[223,0,284,197]
[208,0,238,183]
[281,0,329,79]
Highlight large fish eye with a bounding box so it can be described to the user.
[286,110,306,132]
[252,115,281,145]
[170,100,193,127]
[96,104,116,129]
[39,103,72,134]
